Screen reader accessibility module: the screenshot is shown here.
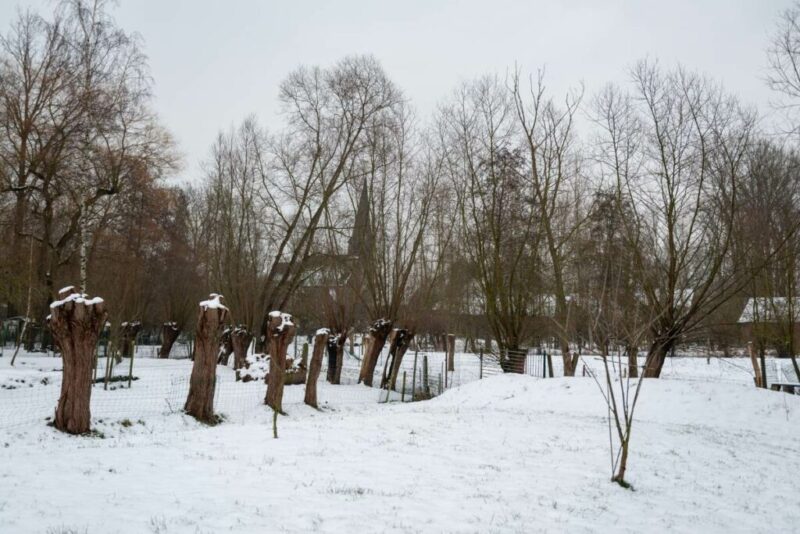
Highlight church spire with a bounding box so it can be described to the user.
[348,180,371,257]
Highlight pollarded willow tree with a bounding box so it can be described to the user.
[185,294,229,423]
[596,62,756,378]
[49,286,107,434]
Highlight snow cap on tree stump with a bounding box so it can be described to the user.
[201,293,227,310]
[268,310,296,336]
[49,287,106,313]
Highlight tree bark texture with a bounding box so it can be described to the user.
[217,327,234,365]
[643,337,673,378]
[382,329,414,390]
[359,319,392,386]
[231,325,253,374]
[305,330,330,408]
[446,333,455,372]
[119,321,142,359]
[50,287,107,434]
[627,344,638,379]
[158,322,180,359]
[264,312,296,413]
[184,295,228,423]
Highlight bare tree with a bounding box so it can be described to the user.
[255,56,401,345]
[767,2,800,136]
[441,77,534,358]
[598,62,755,378]
[736,141,800,381]
[511,69,586,376]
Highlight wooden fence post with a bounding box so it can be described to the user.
[748,342,763,388]
[104,340,114,390]
[447,334,455,372]
[127,339,135,388]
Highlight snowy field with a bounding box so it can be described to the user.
[1,350,799,533]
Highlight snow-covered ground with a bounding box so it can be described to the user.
[0,350,799,533]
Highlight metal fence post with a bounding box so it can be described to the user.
[411,350,418,401]
[423,354,429,396]
[542,350,547,378]
[479,348,483,379]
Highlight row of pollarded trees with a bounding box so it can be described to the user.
[17,1,800,395]
[48,287,330,435]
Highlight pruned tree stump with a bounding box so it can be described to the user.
[158,322,180,359]
[382,328,414,390]
[217,326,234,365]
[49,286,107,434]
[305,329,330,408]
[231,325,254,380]
[359,319,392,386]
[264,311,296,413]
[184,294,229,423]
[119,321,142,359]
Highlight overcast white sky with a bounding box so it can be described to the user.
[1,0,794,182]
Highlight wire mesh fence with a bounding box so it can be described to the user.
[0,343,563,432]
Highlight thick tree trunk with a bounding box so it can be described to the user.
[305,330,330,408]
[326,331,347,384]
[217,327,234,365]
[446,334,455,372]
[158,322,180,359]
[627,344,638,379]
[50,286,107,434]
[184,295,228,423]
[334,335,345,384]
[561,341,579,377]
[326,337,337,383]
[231,325,253,378]
[643,338,673,378]
[383,329,414,390]
[119,321,142,359]
[358,334,373,383]
[359,319,392,386]
[265,311,296,413]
